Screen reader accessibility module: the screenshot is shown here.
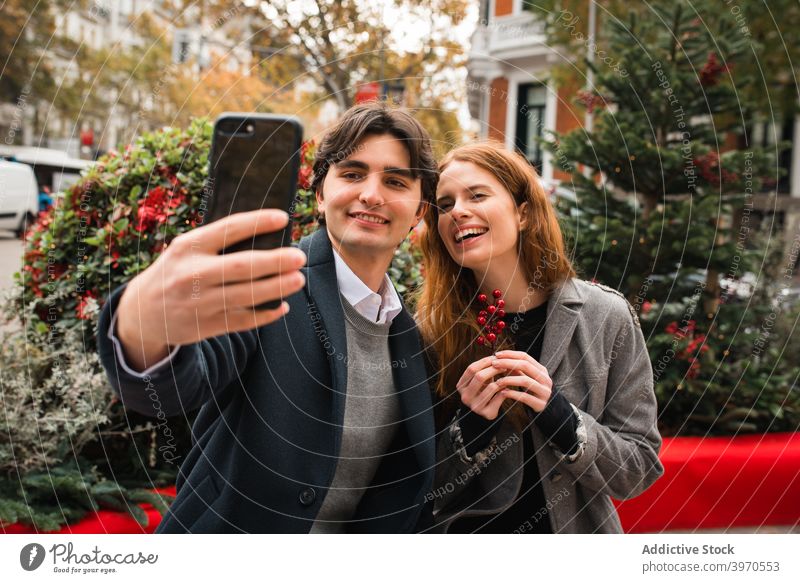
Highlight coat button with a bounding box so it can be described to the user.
[550,470,562,483]
[299,487,316,506]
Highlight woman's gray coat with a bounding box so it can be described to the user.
[429,278,664,533]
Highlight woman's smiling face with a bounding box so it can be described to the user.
[435,160,525,273]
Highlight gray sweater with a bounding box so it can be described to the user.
[310,296,400,532]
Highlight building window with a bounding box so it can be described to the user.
[776,118,793,195]
[514,83,547,171]
[480,0,490,24]
[753,118,793,194]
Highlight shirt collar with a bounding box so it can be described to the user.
[332,248,403,324]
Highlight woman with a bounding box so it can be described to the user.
[416,142,663,533]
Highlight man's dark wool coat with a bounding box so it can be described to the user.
[97,228,436,533]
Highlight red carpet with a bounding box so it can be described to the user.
[615,432,800,532]
[2,487,177,534]
[4,433,799,533]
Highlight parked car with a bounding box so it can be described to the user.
[0,160,39,237]
[0,145,91,200]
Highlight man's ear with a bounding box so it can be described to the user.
[414,200,427,225]
[315,186,325,215]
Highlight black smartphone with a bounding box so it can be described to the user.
[207,113,304,309]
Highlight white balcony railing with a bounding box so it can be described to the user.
[469,12,547,60]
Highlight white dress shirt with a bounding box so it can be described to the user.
[331,248,402,325]
[108,246,402,378]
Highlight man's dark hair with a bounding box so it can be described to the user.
[311,102,438,224]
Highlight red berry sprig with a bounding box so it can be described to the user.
[476,289,506,351]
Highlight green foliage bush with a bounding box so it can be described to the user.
[0,119,217,530]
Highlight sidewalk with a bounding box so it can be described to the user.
[0,234,24,334]
[0,234,23,291]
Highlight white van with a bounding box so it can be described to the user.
[0,160,39,237]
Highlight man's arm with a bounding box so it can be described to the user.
[108,310,180,378]
[114,279,173,371]
[97,210,307,416]
[98,281,262,417]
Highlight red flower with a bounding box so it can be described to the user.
[148,185,168,206]
[167,189,186,212]
[687,359,701,379]
[700,52,730,87]
[135,186,170,232]
[641,301,653,315]
[694,152,738,186]
[50,263,67,280]
[576,90,605,114]
[687,333,706,351]
[76,290,98,320]
[298,165,313,190]
[665,321,679,334]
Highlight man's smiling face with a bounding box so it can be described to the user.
[317,133,424,265]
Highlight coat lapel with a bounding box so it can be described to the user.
[389,309,436,470]
[540,278,585,379]
[298,228,348,434]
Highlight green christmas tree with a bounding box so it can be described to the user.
[543,1,799,435]
[550,3,772,302]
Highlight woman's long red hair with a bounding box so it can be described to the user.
[416,142,576,419]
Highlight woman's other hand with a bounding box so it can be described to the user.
[490,350,553,413]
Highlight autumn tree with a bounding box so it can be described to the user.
[0,0,65,103]
[51,5,298,150]
[252,0,469,148]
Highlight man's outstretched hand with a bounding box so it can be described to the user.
[115,209,307,371]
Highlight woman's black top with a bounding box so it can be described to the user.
[448,300,579,533]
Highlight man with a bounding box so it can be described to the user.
[97,103,438,533]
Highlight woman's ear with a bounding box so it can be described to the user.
[518,201,531,230]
